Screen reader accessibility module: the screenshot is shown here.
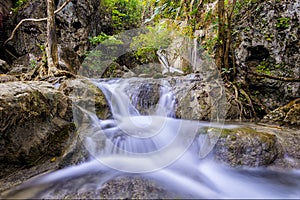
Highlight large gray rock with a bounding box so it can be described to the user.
[58,78,110,167]
[214,127,280,167]
[111,74,228,121]
[0,81,75,176]
[175,76,228,121]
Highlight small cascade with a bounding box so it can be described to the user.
[3,78,300,199]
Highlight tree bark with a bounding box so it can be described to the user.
[46,0,59,76]
[223,0,236,74]
[216,0,225,71]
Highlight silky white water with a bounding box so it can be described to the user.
[4,79,300,199]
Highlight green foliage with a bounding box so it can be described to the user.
[264,33,274,42]
[130,23,173,64]
[131,23,172,50]
[102,0,143,31]
[204,9,213,22]
[133,47,157,64]
[36,44,47,65]
[89,33,123,45]
[30,59,37,69]
[11,0,30,12]
[221,67,233,75]
[144,2,168,24]
[276,17,290,29]
[202,36,218,54]
[256,61,271,75]
[234,0,258,14]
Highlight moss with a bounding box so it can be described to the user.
[153,73,164,79]
[11,0,30,12]
[218,127,274,140]
[256,61,271,75]
[276,17,290,29]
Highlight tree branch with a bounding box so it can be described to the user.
[3,0,71,47]
[250,71,300,82]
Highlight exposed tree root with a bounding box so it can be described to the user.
[250,71,300,82]
[240,88,257,122]
[22,62,75,83]
[227,81,258,121]
[230,82,243,121]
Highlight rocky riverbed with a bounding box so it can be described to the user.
[0,77,299,198]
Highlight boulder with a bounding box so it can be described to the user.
[59,78,110,120]
[99,176,180,199]
[214,127,280,167]
[3,0,102,72]
[58,78,110,167]
[5,0,102,57]
[0,81,75,177]
[175,74,228,121]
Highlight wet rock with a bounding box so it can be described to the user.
[0,159,60,194]
[126,80,161,115]
[59,78,110,120]
[7,54,37,76]
[0,81,75,177]
[262,98,300,126]
[58,46,82,74]
[99,176,181,199]
[58,78,110,167]
[214,127,280,167]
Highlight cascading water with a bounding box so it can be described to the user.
[3,78,300,199]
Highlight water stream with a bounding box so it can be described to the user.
[3,78,300,199]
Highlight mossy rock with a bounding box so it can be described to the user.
[59,78,111,120]
[214,127,280,167]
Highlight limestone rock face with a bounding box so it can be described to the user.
[4,0,102,71]
[233,0,300,111]
[0,81,75,173]
[5,0,101,56]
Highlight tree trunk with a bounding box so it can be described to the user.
[224,0,236,71]
[46,0,59,76]
[216,0,225,71]
[0,0,12,44]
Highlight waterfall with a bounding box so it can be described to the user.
[3,78,300,199]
